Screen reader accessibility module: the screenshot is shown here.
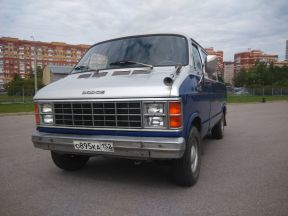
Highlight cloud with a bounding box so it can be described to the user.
[0,0,287,60]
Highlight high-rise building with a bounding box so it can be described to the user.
[205,47,224,75]
[0,37,90,82]
[234,49,278,73]
[223,61,235,85]
[285,40,288,60]
[274,61,288,67]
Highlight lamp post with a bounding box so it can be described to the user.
[30,36,37,93]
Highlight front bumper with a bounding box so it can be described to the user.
[32,132,185,159]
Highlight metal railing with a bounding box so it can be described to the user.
[228,87,288,96]
[0,88,34,104]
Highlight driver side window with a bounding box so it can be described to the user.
[191,45,202,73]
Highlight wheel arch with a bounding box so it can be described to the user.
[185,112,202,140]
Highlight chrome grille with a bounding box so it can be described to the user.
[53,102,142,128]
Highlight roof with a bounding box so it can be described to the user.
[45,65,73,74]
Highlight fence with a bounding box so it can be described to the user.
[0,88,34,104]
[229,87,288,96]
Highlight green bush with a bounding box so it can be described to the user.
[4,74,44,96]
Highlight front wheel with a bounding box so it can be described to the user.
[51,151,89,171]
[211,114,225,139]
[172,126,201,187]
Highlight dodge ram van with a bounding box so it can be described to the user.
[32,33,227,186]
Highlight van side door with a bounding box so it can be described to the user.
[210,81,226,128]
[191,44,212,137]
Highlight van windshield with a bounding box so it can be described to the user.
[72,35,188,73]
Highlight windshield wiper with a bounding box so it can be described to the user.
[109,61,153,69]
[74,65,90,71]
[73,65,99,74]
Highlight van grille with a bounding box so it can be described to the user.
[53,102,142,128]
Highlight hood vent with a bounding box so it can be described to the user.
[78,73,92,79]
[112,70,131,76]
[132,69,151,75]
[92,72,108,78]
[77,69,151,79]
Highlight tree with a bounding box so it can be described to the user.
[37,66,43,80]
[12,73,22,81]
[234,62,288,87]
[4,73,44,96]
[28,69,34,79]
[234,69,248,87]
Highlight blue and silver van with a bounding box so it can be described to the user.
[32,33,227,186]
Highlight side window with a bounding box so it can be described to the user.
[199,49,207,65]
[191,45,202,72]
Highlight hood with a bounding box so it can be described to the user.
[34,66,181,100]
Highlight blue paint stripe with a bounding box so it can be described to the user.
[210,111,223,120]
[202,119,210,124]
[37,127,183,138]
[202,111,222,124]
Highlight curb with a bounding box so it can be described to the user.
[0,112,34,117]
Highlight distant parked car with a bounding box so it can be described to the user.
[226,86,234,93]
[234,87,249,95]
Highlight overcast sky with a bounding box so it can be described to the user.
[0,0,287,60]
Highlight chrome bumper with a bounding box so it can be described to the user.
[32,132,185,159]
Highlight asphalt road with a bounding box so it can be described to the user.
[0,102,288,216]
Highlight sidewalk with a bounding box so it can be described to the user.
[0,112,33,117]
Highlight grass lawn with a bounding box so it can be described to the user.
[227,95,288,103]
[0,103,34,113]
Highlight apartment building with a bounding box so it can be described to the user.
[205,47,224,75]
[274,60,288,67]
[224,61,235,85]
[0,37,90,82]
[285,40,288,61]
[234,49,278,73]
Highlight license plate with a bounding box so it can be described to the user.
[73,141,114,152]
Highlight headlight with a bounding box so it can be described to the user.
[143,102,166,128]
[146,116,164,127]
[42,114,54,124]
[144,103,164,114]
[41,104,53,113]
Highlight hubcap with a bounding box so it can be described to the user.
[191,139,199,173]
[221,117,224,133]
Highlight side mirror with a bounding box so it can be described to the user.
[197,73,205,92]
[205,55,218,75]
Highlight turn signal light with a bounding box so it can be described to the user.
[169,102,181,115]
[169,101,182,128]
[34,103,39,125]
[169,116,182,128]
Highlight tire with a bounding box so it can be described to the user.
[51,151,89,171]
[211,114,225,139]
[173,126,201,187]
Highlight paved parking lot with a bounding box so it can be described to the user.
[0,102,288,216]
